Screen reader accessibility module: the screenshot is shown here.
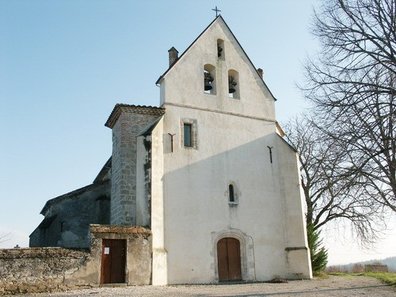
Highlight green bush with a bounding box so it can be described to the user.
[307,224,328,275]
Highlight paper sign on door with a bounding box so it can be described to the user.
[104,247,110,254]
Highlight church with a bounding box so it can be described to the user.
[30,15,312,285]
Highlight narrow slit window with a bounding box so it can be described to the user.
[229,184,235,203]
[184,123,192,147]
[217,39,225,59]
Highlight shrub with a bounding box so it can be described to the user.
[307,224,328,275]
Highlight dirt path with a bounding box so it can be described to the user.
[17,275,396,297]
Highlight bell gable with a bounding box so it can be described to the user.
[157,16,276,122]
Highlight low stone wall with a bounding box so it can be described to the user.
[0,247,92,295]
[0,225,152,295]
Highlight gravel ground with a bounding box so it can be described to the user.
[15,275,396,297]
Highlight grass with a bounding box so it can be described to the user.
[327,272,396,286]
[361,272,396,286]
[313,271,329,279]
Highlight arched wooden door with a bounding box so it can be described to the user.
[217,237,242,281]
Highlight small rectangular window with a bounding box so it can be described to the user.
[184,123,192,147]
[181,119,197,149]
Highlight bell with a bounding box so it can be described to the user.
[204,72,214,91]
[228,77,237,93]
[218,45,223,58]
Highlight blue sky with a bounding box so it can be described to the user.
[1,0,394,265]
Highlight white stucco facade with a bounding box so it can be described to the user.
[150,16,312,284]
[106,16,312,286]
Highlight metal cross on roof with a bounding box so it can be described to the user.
[212,6,221,17]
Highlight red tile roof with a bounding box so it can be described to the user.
[105,104,165,128]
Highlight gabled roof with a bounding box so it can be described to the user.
[40,180,109,215]
[93,157,112,184]
[105,104,165,129]
[37,214,57,229]
[155,15,277,101]
[139,118,162,137]
[40,158,112,215]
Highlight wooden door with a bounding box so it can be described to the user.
[101,239,126,284]
[217,237,242,281]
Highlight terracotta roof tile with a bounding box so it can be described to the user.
[105,104,165,128]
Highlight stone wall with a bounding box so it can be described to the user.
[110,107,163,225]
[0,247,92,295]
[0,225,152,295]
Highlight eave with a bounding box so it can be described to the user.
[105,104,165,129]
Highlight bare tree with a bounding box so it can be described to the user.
[284,116,384,243]
[0,232,11,244]
[303,0,396,212]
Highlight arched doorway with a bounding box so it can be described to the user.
[217,237,242,281]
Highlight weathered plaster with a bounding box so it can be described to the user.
[90,225,152,285]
